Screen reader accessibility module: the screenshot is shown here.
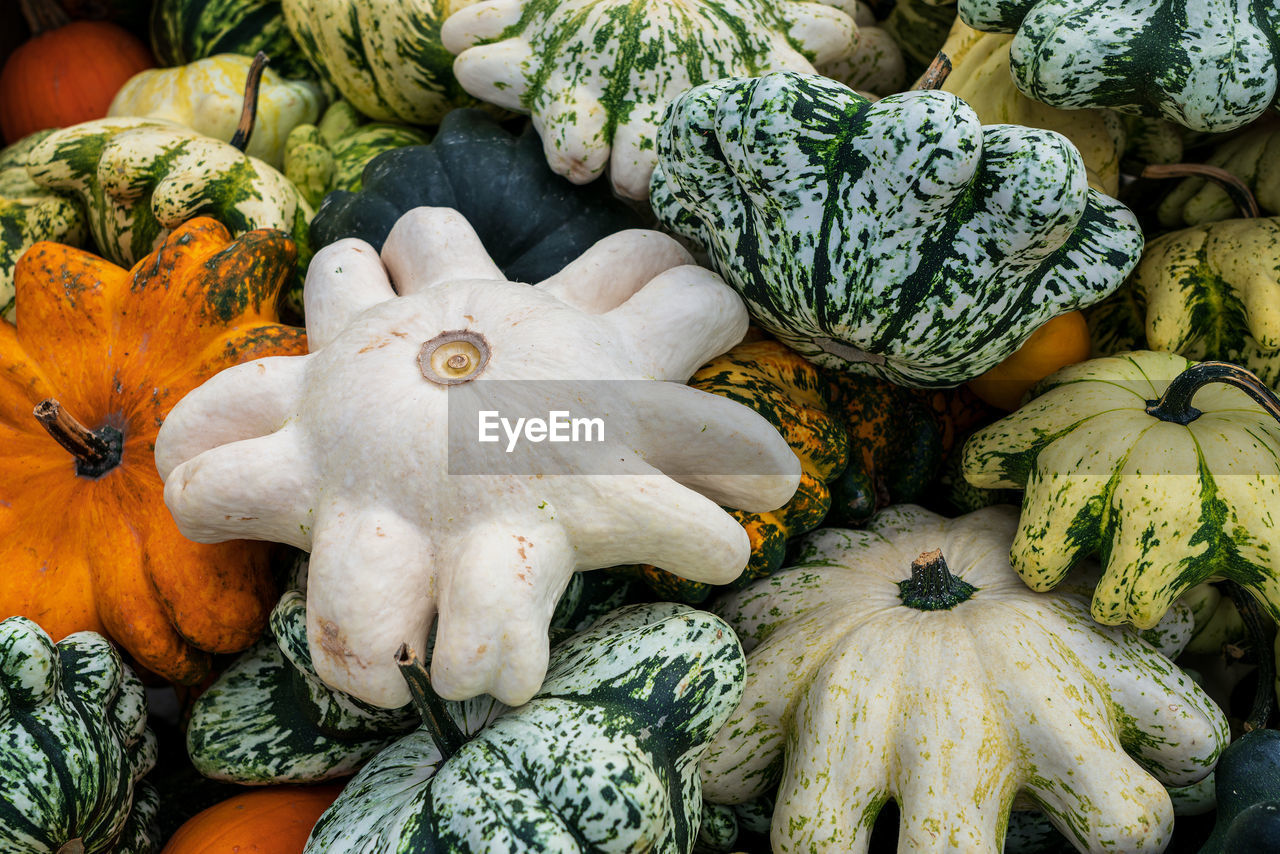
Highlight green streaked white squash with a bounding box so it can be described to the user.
[956,0,1280,133]
[305,603,744,853]
[281,0,476,125]
[0,616,161,853]
[440,0,856,199]
[703,504,1228,853]
[149,0,315,80]
[107,53,326,169]
[813,0,906,95]
[650,71,1144,387]
[154,206,799,708]
[1158,122,1280,227]
[962,351,1280,630]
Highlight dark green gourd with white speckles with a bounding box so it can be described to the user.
[650,71,1144,388]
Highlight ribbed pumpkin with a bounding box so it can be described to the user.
[0,0,154,144]
[0,217,307,684]
[161,785,343,854]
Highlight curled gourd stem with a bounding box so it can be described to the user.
[396,644,467,760]
[910,52,952,92]
[1141,163,1261,219]
[33,399,124,479]
[899,548,978,611]
[229,51,270,153]
[1221,581,1274,732]
[1144,361,1280,426]
[18,0,70,35]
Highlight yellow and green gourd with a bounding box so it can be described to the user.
[1158,120,1280,227]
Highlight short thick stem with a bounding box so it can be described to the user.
[1221,581,1274,732]
[1145,362,1280,427]
[229,51,269,153]
[33,399,123,478]
[396,644,467,760]
[910,52,952,91]
[1141,163,1261,219]
[899,549,977,611]
[56,840,84,854]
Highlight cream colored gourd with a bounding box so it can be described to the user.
[814,0,906,95]
[704,504,1227,854]
[155,206,800,710]
[108,54,325,169]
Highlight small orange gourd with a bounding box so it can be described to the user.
[966,310,1092,410]
[0,0,154,143]
[161,785,344,854]
[0,217,307,684]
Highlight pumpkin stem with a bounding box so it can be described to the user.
[1141,163,1261,219]
[1222,581,1274,732]
[1145,362,1280,427]
[910,51,952,91]
[33,399,124,478]
[899,549,977,611]
[229,51,269,154]
[56,840,84,854]
[18,0,70,35]
[396,643,467,760]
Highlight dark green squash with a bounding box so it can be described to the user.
[309,108,644,283]
[1200,729,1280,853]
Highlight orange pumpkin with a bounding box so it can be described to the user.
[161,785,344,854]
[0,0,154,144]
[966,310,1092,411]
[0,218,307,684]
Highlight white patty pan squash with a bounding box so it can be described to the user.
[703,504,1228,854]
[107,54,326,170]
[0,616,161,853]
[154,206,800,709]
[956,0,1280,134]
[305,602,744,853]
[440,0,856,199]
[649,71,1144,388]
[962,351,1280,630]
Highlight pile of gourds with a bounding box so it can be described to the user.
[2,0,1280,851]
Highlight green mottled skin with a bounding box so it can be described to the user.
[0,618,159,854]
[150,0,314,79]
[306,604,744,853]
[963,350,1280,630]
[1159,123,1280,227]
[650,72,1144,387]
[704,505,1227,854]
[959,0,1280,133]
[882,0,957,76]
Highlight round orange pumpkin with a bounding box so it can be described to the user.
[161,786,344,854]
[0,0,154,144]
[966,310,1092,411]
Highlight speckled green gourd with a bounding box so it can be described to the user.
[0,131,86,322]
[650,71,1144,387]
[962,351,1280,630]
[703,504,1227,853]
[0,616,161,853]
[957,0,1280,133]
[150,0,314,80]
[26,118,313,316]
[305,603,744,853]
[439,0,856,199]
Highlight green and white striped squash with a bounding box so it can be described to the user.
[0,131,86,323]
[149,0,315,81]
[649,71,1144,388]
[703,504,1228,854]
[881,0,957,80]
[26,118,313,315]
[440,0,856,200]
[283,101,429,208]
[281,0,476,125]
[305,602,745,853]
[1158,122,1280,227]
[962,351,1280,630]
[0,616,161,853]
[956,0,1280,134]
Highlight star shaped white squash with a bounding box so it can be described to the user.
[154,207,800,708]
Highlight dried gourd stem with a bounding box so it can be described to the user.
[229,51,270,153]
[396,643,467,760]
[56,840,85,854]
[1221,581,1274,732]
[18,0,70,34]
[910,52,952,91]
[1140,163,1261,219]
[1145,362,1280,426]
[33,399,124,478]
[899,548,978,611]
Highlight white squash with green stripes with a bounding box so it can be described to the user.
[703,504,1227,854]
[957,0,1280,133]
[440,0,856,199]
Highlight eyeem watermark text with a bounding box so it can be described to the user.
[478,410,605,452]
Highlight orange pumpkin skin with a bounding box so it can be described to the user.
[161,785,344,854]
[0,218,307,684]
[967,311,1092,411]
[0,17,154,144]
